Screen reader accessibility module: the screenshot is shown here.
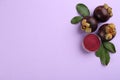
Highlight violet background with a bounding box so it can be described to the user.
[0,0,120,80]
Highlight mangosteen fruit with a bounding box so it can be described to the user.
[98,23,116,41]
[94,4,113,22]
[81,16,98,33]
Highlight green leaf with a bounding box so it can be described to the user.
[96,44,110,66]
[96,44,104,57]
[71,16,83,24]
[103,42,116,53]
[76,3,90,17]
[100,50,110,65]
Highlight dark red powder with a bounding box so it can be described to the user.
[83,34,101,51]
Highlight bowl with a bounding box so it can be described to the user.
[82,34,101,52]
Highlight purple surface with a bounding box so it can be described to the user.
[0,0,120,80]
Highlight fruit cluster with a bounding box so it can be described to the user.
[71,3,116,66]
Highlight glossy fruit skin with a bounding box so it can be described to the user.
[81,16,98,32]
[94,5,112,22]
[98,24,116,41]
